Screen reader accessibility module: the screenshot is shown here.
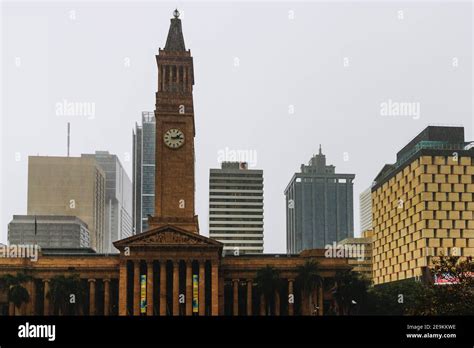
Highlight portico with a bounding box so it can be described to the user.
[114,224,222,316]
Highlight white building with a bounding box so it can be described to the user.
[209,162,264,255]
[359,187,372,234]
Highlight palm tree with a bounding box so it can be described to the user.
[48,274,86,315]
[255,266,281,315]
[296,259,321,315]
[333,270,370,315]
[0,273,32,315]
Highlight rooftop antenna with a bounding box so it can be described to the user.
[67,122,70,157]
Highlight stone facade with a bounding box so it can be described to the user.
[151,14,198,233]
[0,226,349,316]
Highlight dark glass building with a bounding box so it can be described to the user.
[285,146,355,253]
[132,111,156,234]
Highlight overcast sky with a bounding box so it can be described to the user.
[1,1,472,252]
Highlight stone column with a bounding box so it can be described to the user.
[119,261,128,316]
[88,279,96,316]
[275,289,281,316]
[246,279,253,316]
[318,280,324,316]
[198,261,205,316]
[288,279,294,316]
[43,279,50,316]
[186,260,193,316]
[160,261,167,316]
[29,279,36,315]
[104,279,111,316]
[259,294,266,316]
[172,261,180,316]
[218,274,225,315]
[133,260,140,316]
[147,261,154,316]
[211,261,219,316]
[232,279,239,316]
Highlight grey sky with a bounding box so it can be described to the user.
[1,1,472,253]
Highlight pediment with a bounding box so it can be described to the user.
[113,224,222,249]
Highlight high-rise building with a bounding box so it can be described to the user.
[359,187,373,233]
[83,151,133,252]
[27,155,106,252]
[8,215,91,250]
[338,230,374,280]
[285,146,355,253]
[372,126,474,285]
[209,162,264,255]
[132,112,156,234]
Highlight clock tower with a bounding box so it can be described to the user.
[149,9,199,233]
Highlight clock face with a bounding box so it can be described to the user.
[163,128,185,149]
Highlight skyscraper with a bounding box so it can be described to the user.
[27,155,106,252]
[83,151,133,252]
[372,126,474,284]
[359,187,373,234]
[132,112,156,233]
[209,162,264,255]
[285,146,355,253]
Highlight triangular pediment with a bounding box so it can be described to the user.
[113,224,222,249]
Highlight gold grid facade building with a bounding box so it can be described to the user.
[372,126,474,285]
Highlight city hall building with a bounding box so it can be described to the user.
[0,11,350,316]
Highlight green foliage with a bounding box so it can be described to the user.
[333,270,371,315]
[48,274,86,315]
[365,257,474,315]
[296,260,322,315]
[366,279,434,315]
[255,266,281,300]
[0,273,32,310]
[9,285,30,308]
[296,259,321,295]
[429,256,474,315]
[255,265,281,314]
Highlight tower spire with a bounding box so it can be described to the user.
[164,9,186,52]
[319,144,322,155]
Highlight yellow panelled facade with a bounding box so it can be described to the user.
[372,155,474,285]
